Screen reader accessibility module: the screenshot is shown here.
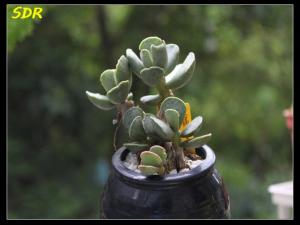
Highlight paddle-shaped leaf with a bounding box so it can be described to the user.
[86,91,115,110]
[142,115,174,141]
[165,44,180,73]
[129,116,147,141]
[107,80,130,104]
[180,133,212,148]
[140,66,164,87]
[138,165,160,176]
[126,48,144,76]
[140,94,161,105]
[115,55,132,89]
[140,49,153,67]
[180,116,203,137]
[139,36,163,51]
[100,69,116,92]
[150,145,167,163]
[151,42,167,68]
[123,106,144,129]
[140,151,162,167]
[164,109,180,131]
[165,52,195,90]
[160,97,186,125]
[123,142,149,153]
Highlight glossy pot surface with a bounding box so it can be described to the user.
[101,145,230,219]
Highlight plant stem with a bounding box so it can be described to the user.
[113,100,134,151]
[117,100,134,119]
[174,146,186,172]
[113,122,121,151]
[157,78,173,106]
[171,131,186,172]
[156,78,174,116]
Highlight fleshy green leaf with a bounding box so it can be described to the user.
[115,55,132,89]
[165,44,180,74]
[180,133,212,148]
[100,69,117,92]
[165,52,195,90]
[126,48,144,76]
[123,142,149,153]
[151,42,167,68]
[142,115,174,141]
[123,106,144,129]
[86,91,115,110]
[138,165,160,176]
[107,80,130,104]
[129,116,147,141]
[160,97,186,125]
[150,145,167,163]
[140,151,162,167]
[180,116,203,137]
[140,66,164,87]
[164,109,180,131]
[139,36,163,51]
[140,49,153,67]
[140,94,161,105]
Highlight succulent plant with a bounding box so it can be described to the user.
[123,96,211,172]
[86,36,212,176]
[86,55,133,114]
[138,145,167,175]
[126,36,196,105]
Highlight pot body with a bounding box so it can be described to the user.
[101,145,230,219]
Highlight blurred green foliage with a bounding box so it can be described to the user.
[7,5,48,53]
[8,5,292,219]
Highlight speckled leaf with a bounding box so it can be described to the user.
[123,106,144,129]
[86,91,115,110]
[140,94,161,105]
[99,69,116,92]
[142,115,174,141]
[129,116,147,141]
[126,48,144,77]
[115,55,132,89]
[140,151,162,167]
[139,36,163,51]
[180,133,212,148]
[107,80,129,104]
[164,109,180,131]
[140,49,153,67]
[151,42,167,68]
[138,165,160,176]
[165,52,195,90]
[140,66,164,87]
[150,145,167,163]
[180,116,203,137]
[160,97,186,125]
[123,142,149,153]
[165,44,180,73]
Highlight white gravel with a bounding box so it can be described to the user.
[123,152,204,174]
[169,169,177,175]
[123,151,139,171]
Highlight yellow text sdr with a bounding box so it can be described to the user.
[11,6,43,19]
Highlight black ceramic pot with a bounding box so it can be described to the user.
[101,145,230,219]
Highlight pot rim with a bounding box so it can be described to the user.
[111,145,216,186]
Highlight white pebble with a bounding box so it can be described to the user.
[123,152,204,174]
[169,169,177,175]
[123,152,139,171]
[179,168,190,173]
[190,160,203,169]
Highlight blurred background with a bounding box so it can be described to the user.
[7,5,293,219]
